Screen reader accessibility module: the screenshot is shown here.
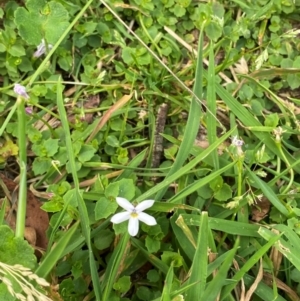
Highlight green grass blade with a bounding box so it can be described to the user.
[131,238,169,275]
[136,127,236,202]
[206,43,219,170]
[155,28,204,201]
[199,238,239,301]
[170,212,197,260]
[56,78,102,301]
[35,221,79,278]
[245,165,290,216]
[15,96,27,239]
[186,212,208,301]
[259,227,300,271]
[182,215,261,237]
[221,232,281,300]
[0,198,7,225]
[161,263,174,301]
[212,75,300,173]
[102,233,130,300]
[115,148,148,180]
[168,161,236,204]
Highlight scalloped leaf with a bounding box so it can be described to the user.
[14,0,70,45]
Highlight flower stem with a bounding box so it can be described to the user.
[15,97,27,238]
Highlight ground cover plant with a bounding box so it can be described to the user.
[1,0,300,300]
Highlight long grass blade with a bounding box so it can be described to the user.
[35,221,79,278]
[102,233,130,299]
[155,27,205,201]
[212,74,300,173]
[200,238,239,301]
[206,43,219,170]
[245,166,289,216]
[161,263,174,301]
[221,232,281,300]
[186,212,209,301]
[136,127,236,202]
[56,78,102,300]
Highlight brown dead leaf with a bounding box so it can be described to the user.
[251,197,271,222]
[0,174,49,249]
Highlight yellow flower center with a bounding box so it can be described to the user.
[131,209,138,218]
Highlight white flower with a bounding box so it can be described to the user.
[231,135,244,146]
[111,197,157,236]
[33,39,53,58]
[14,84,29,99]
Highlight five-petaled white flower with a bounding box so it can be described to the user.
[14,84,29,99]
[111,197,157,236]
[33,39,53,58]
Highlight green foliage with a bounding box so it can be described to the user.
[0,226,38,300]
[14,0,70,45]
[2,0,300,300]
[0,225,36,268]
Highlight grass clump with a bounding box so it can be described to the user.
[1,0,300,300]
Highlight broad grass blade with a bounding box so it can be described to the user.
[186,212,209,301]
[207,43,219,170]
[221,232,281,300]
[155,28,205,201]
[199,238,239,301]
[136,127,236,202]
[245,165,289,216]
[56,78,102,300]
[102,233,130,300]
[35,221,79,278]
[160,263,174,301]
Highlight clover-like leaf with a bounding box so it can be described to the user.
[95,197,118,220]
[14,0,69,45]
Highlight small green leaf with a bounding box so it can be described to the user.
[77,145,96,163]
[264,113,279,128]
[164,145,178,160]
[76,21,97,35]
[106,135,120,147]
[105,182,120,199]
[118,179,135,200]
[122,47,135,65]
[41,196,63,212]
[171,4,186,17]
[95,197,118,220]
[161,251,183,267]
[145,236,160,253]
[136,286,152,301]
[97,22,112,43]
[209,176,223,192]
[147,270,160,282]
[32,157,52,175]
[8,44,26,56]
[205,22,222,41]
[94,229,114,250]
[113,276,131,293]
[43,138,59,156]
[214,183,232,201]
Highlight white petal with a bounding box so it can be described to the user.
[110,212,130,224]
[135,200,155,212]
[138,212,157,225]
[116,197,134,211]
[128,217,139,236]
